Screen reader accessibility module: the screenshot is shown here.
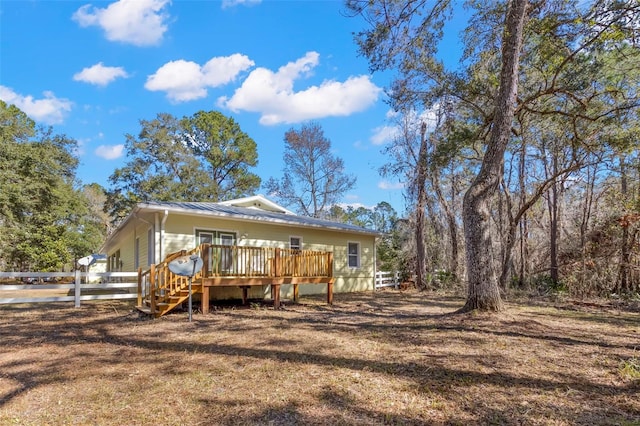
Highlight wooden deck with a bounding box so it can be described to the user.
[137,244,333,317]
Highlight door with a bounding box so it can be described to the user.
[196,230,236,274]
[196,231,215,273]
[220,233,235,272]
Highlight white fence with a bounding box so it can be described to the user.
[0,271,138,307]
[375,271,400,289]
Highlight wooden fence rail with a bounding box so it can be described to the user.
[0,271,138,307]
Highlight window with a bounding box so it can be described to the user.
[196,229,236,246]
[348,242,360,268]
[109,250,121,272]
[197,231,214,245]
[290,236,302,251]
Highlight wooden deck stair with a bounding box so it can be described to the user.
[136,247,206,318]
[139,281,203,317]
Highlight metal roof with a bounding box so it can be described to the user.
[139,201,380,236]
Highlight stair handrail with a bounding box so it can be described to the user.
[140,245,207,313]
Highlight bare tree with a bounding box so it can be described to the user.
[414,121,429,289]
[265,122,356,217]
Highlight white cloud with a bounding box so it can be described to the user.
[221,0,261,9]
[73,62,129,86]
[95,144,124,160]
[370,124,399,146]
[0,86,73,125]
[218,51,382,125]
[145,54,254,102]
[378,180,405,190]
[72,0,170,46]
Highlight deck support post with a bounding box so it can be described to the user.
[241,286,249,305]
[327,252,334,305]
[272,284,281,309]
[293,284,299,303]
[201,286,209,314]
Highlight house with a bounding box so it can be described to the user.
[100,195,380,315]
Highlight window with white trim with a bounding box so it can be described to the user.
[347,242,360,268]
[290,236,302,251]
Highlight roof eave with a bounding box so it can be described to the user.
[138,202,381,237]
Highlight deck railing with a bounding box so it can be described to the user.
[138,247,205,311]
[199,244,333,278]
[139,244,333,309]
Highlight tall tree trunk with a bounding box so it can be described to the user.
[431,141,459,279]
[461,0,529,312]
[498,176,509,290]
[578,161,596,294]
[499,215,518,290]
[415,122,429,289]
[518,138,529,287]
[618,155,631,294]
[549,155,559,285]
[519,211,529,286]
[450,167,459,278]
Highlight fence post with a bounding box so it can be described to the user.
[74,269,82,308]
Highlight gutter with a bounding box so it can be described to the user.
[132,208,169,263]
[160,209,169,262]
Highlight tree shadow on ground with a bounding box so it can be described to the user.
[1,295,638,425]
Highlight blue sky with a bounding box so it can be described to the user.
[1,0,466,215]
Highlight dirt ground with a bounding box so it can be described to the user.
[0,290,638,425]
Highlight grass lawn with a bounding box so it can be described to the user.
[0,290,638,425]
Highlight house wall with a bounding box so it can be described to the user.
[107,212,376,301]
[163,214,376,300]
[107,221,153,272]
